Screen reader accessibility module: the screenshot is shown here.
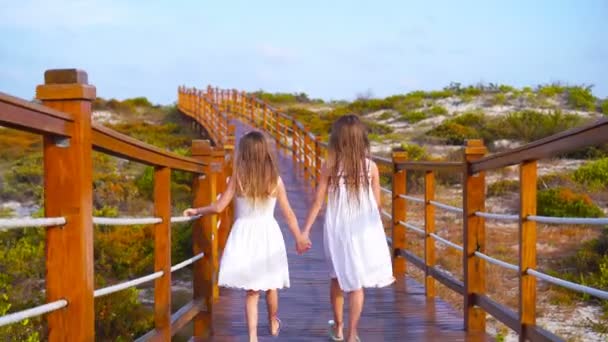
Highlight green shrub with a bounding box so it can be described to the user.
[566,86,596,111]
[363,120,394,135]
[601,100,608,115]
[378,112,393,120]
[573,158,608,190]
[490,93,507,106]
[427,122,480,145]
[487,179,519,197]
[460,94,474,103]
[400,111,427,123]
[428,89,453,99]
[1,153,43,204]
[428,105,448,116]
[537,83,565,98]
[399,143,427,161]
[347,98,392,114]
[537,188,604,218]
[498,85,516,93]
[498,110,583,142]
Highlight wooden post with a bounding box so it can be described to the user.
[463,139,488,333]
[191,140,216,338]
[424,170,436,298]
[519,160,537,341]
[392,151,408,277]
[37,69,95,341]
[315,137,322,185]
[262,103,268,131]
[303,128,311,181]
[154,167,172,339]
[275,113,280,145]
[292,119,298,165]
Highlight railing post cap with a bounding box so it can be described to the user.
[192,140,212,156]
[44,69,88,85]
[36,69,96,101]
[392,151,408,160]
[465,139,488,156]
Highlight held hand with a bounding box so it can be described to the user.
[296,232,312,254]
[183,208,199,217]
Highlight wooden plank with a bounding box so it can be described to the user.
[153,166,172,340]
[474,294,520,334]
[0,92,74,136]
[463,139,488,333]
[527,326,564,342]
[171,300,206,336]
[392,152,408,277]
[520,160,538,341]
[471,118,608,173]
[39,69,95,342]
[92,123,205,173]
[424,170,436,298]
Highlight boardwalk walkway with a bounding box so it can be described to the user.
[203,120,491,341]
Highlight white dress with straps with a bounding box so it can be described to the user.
[324,159,395,291]
[218,194,290,291]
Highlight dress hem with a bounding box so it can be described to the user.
[219,283,290,291]
[339,276,396,292]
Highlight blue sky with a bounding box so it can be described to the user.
[1,0,606,104]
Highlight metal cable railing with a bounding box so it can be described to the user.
[473,251,519,272]
[429,233,463,252]
[381,209,392,219]
[94,271,164,298]
[527,215,608,225]
[526,269,608,300]
[430,200,463,214]
[380,187,391,194]
[170,215,201,223]
[170,252,205,273]
[93,217,162,226]
[399,221,425,235]
[474,211,519,222]
[399,194,425,204]
[0,217,66,230]
[0,299,68,327]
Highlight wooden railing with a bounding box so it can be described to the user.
[188,86,608,342]
[0,69,234,340]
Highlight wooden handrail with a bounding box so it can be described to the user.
[0,91,74,136]
[471,117,608,173]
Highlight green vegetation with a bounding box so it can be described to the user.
[537,188,604,218]
[566,86,596,111]
[400,111,427,123]
[601,100,608,115]
[573,158,608,191]
[0,97,200,340]
[487,179,519,197]
[499,110,583,142]
[537,83,565,98]
[251,91,322,105]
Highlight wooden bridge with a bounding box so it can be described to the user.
[0,69,607,341]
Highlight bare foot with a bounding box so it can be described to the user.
[270,316,281,336]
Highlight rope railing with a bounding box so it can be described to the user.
[527,215,608,226]
[0,217,66,230]
[399,194,425,203]
[380,187,391,194]
[429,233,463,252]
[381,209,392,219]
[399,221,426,235]
[170,252,205,273]
[526,269,608,300]
[92,217,162,226]
[473,251,519,272]
[474,211,519,222]
[0,299,68,328]
[170,215,201,223]
[429,200,463,214]
[94,271,164,298]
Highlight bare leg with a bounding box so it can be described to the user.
[346,289,364,342]
[266,289,280,335]
[246,290,260,342]
[330,278,344,339]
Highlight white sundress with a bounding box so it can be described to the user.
[324,159,395,292]
[218,195,290,291]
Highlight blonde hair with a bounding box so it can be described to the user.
[327,115,370,202]
[234,131,279,199]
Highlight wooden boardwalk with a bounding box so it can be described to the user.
[203,121,491,341]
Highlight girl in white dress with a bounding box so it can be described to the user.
[184,131,310,342]
[301,115,394,342]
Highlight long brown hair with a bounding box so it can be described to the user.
[327,115,370,201]
[234,131,279,199]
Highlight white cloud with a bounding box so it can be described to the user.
[0,0,132,30]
